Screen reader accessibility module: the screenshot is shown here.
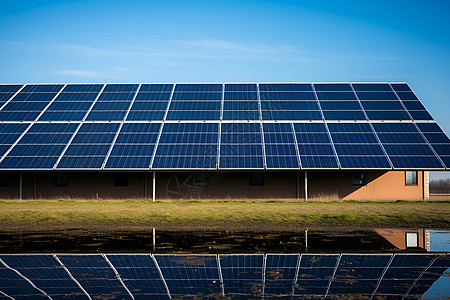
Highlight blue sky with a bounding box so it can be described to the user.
[1,0,450,178]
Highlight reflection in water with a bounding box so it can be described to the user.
[0,228,441,253]
[0,253,448,299]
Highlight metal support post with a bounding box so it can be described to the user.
[153,228,156,252]
[152,172,156,202]
[304,171,308,202]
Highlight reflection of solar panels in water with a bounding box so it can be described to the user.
[0,253,448,298]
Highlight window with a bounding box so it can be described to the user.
[192,173,206,187]
[114,174,128,187]
[55,173,68,187]
[352,172,366,186]
[406,232,418,247]
[405,171,418,185]
[250,173,264,186]
[0,174,9,187]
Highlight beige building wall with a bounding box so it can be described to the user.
[0,171,425,200]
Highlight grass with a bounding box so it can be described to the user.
[0,199,449,229]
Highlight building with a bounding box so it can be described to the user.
[0,82,449,200]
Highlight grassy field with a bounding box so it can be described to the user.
[0,199,449,230]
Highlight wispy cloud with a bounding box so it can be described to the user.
[179,39,297,54]
[52,69,108,79]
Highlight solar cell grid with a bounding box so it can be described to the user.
[0,255,88,299]
[57,255,132,299]
[417,123,450,169]
[0,123,29,157]
[0,123,78,169]
[219,254,264,296]
[328,123,391,169]
[263,123,299,169]
[223,84,259,120]
[219,122,263,169]
[153,122,218,169]
[293,123,339,169]
[373,123,444,169]
[155,255,221,296]
[264,254,299,296]
[105,123,161,169]
[0,261,49,299]
[0,84,64,121]
[56,123,120,169]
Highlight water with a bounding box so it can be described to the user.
[0,228,448,298]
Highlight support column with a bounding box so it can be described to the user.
[19,173,23,201]
[152,172,156,202]
[423,171,429,200]
[304,171,308,202]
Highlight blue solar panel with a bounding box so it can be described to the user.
[58,255,132,299]
[263,123,299,169]
[391,83,412,92]
[417,123,450,169]
[106,255,168,298]
[220,254,264,296]
[104,123,161,169]
[328,123,391,169]
[0,85,63,121]
[373,123,444,169]
[0,123,29,157]
[294,254,339,296]
[0,261,48,299]
[314,83,353,92]
[223,84,259,121]
[0,255,88,299]
[153,123,218,169]
[219,122,263,169]
[0,85,23,106]
[167,87,221,120]
[316,91,357,100]
[293,123,338,168]
[0,123,78,169]
[155,255,221,296]
[352,83,392,91]
[259,83,313,92]
[264,254,299,296]
[139,83,173,92]
[56,123,120,169]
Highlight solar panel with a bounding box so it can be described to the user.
[0,83,448,171]
[106,255,169,298]
[154,255,221,296]
[219,122,264,169]
[126,84,173,121]
[294,254,339,296]
[263,123,299,169]
[0,84,23,107]
[264,254,299,296]
[328,123,391,169]
[166,84,222,120]
[0,260,49,299]
[293,123,339,169]
[0,255,88,299]
[0,84,64,121]
[38,84,103,121]
[56,123,120,169]
[373,123,444,169]
[0,123,29,157]
[223,84,259,120]
[57,255,132,299]
[104,123,161,169]
[85,84,138,121]
[219,254,264,296]
[153,122,219,169]
[0,123,78,169]
[417,123,450,168]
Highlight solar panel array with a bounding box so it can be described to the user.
[0,253,448,298]
[0,83,449,170]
